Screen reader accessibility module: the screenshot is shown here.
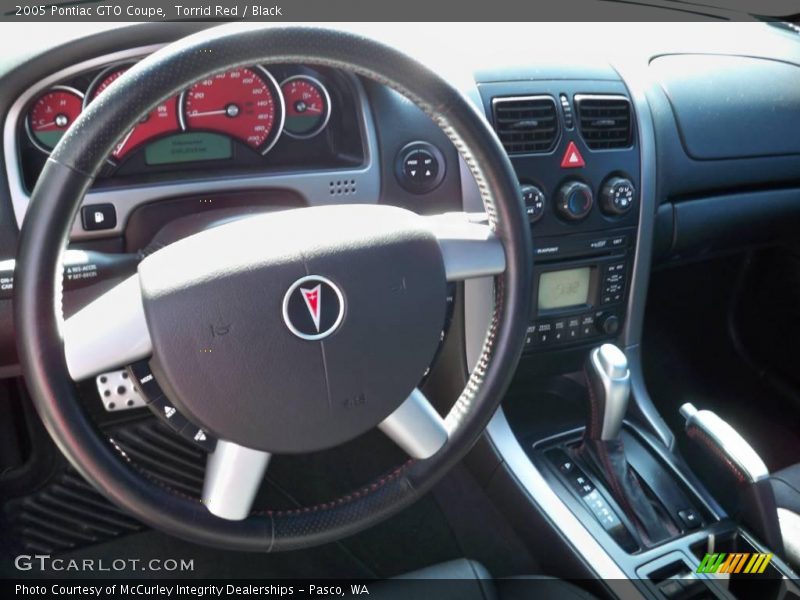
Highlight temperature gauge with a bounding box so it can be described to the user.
[26,86,84,152]
[280,75,331,139]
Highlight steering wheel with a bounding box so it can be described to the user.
[14,24,532,551]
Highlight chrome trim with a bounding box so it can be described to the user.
[613,59,676,449]
[777,508,800,576]
[486,410,630,582]
[63,274,152,381]
[680,403,769,484]
[178,65,287,157]
[587,343,631,441]
[23,85,85,154]
[3,46,380,241]
[4,44,164,232]
[83,62,135,110]
[425,213,506,281]
[203,440,271,521]
[279,74,332,139]
[378,389,448,460]
[459,82,628,582]
[281,274,345,341]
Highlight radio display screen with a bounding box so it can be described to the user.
[538,267,592,310]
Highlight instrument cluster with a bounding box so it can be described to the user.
[19,60,359,190]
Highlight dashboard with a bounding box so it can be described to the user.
[9,44,370,242]
[3,21,800,374]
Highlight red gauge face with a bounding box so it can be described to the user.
[89,68,180,161]
[182,67,281,152]
[281,76,330,138]
[27,88,83,151]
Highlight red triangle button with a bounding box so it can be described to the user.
[560,141,585,169]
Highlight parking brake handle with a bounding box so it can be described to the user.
[681,403,784,556]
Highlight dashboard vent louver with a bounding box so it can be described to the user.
[575,96,632,150]
[491,96,558,155]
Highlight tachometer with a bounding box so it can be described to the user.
[180,67,284,154]
[280,75,331,139]
[26,86,83,152]
[86,66,180,161]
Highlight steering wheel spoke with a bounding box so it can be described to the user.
[62,275,152,381]
[424,212,506,281]
[202,440,271,521]
[378,389,448,459]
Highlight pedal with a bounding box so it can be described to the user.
[95,369,146,412]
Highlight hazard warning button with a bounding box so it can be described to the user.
[560,141,585,169]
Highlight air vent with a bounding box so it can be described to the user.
[492,96,558,155]
[575,95,632,149]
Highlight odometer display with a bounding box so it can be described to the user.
[26,87,83,152]
[87,67,180,161]
[181,67,283,154]
[281,75,331,138]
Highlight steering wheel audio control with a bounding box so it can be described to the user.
[556,180,593,221]
[521,183,546,223]
[396,141,446,194]
[600,177,636,216]
[128,360,217,452]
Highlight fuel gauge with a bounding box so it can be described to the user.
[280,75,331,139]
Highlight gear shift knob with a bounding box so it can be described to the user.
[585,343,630,441]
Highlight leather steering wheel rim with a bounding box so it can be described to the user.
[14,24,532,551]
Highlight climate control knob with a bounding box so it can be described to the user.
[556,181,593,221]
[521,183,546,223]
[600,177,636,216]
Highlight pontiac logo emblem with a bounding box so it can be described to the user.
[300,284,322,332]
[282,276,344,340]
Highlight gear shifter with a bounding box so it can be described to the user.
[579,344,674,546]
[584,344,630,441]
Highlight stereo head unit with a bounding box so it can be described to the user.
[525,235,631,352]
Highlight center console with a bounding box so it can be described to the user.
[476,80,640,353]
[462,65,798,600]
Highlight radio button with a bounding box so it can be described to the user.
[532,322,553,345]
[552,320,567,343]
[588,238,609,250]
[610,235,628,248]
[607,262,626,273]
[579,314,596,337]
[567,316,581,340]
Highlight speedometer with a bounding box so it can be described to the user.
[85,66,181,162]
[180,67,284,155]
